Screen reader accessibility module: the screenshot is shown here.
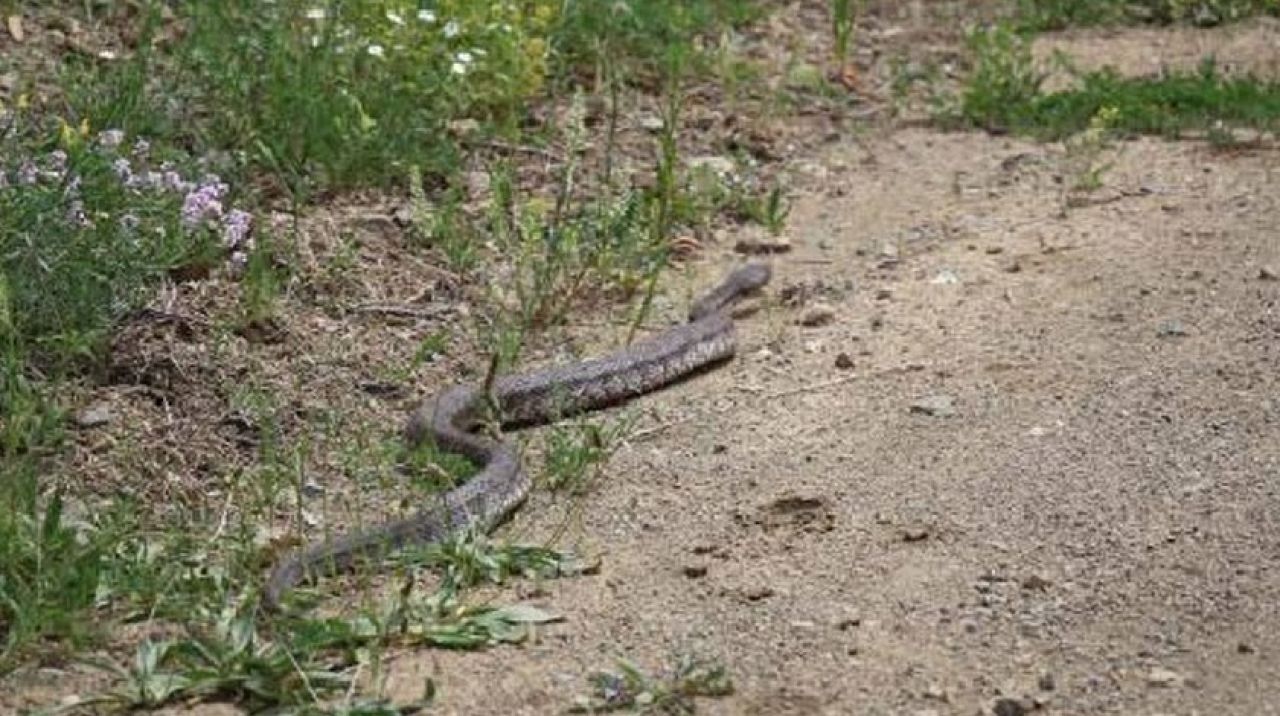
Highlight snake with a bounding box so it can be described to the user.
[263,262,771,610]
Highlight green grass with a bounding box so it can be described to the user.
[1016,0,1280,30]
[955,25,1280,139]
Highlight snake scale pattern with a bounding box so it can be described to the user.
[264,262,771,609]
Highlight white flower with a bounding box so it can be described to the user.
[417,9,436,23]
[443,20,460,38]
[455,50,473,64]
[386,11,404,25]
[450,61,467,75]
[367,44,384,57]
[304,7,325,20]
[310,35,321,48]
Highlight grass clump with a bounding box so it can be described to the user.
[954,25,1280,139]
[570,656,733,714]
[1016,0,1280,30]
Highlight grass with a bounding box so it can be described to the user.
[1015,0,1279,31]
[953,24,1280,140]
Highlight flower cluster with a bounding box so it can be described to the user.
[2,129,254,274]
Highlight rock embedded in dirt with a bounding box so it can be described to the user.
[1157,320,1188,338]
[682,564,708,579]
[901,526,931,542]
[73,403,113,429]
[834,352,855,370]
[1038,672,1056,691]
[992,697,1030,716]
[1259,265,1278,281]
[909,394,957,417]
[799,303,836,327]
[1146,667,1185,688]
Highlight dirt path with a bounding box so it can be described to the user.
[390,110,1280,716]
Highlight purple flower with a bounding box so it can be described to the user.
[180,181,226,228]
[221,209,253,249]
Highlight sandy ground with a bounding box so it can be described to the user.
[5,10,1279,716]
[396,127,1280,715]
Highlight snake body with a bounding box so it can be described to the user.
[264,263,771,609]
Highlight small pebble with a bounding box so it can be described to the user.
[1260,265,1278,281]
[682,564,708,579]
[834,352,855,370]
[799,303,836,327]
[909,394,956,417]
[1146,667,1184,688]
[735,234,792,255]
[901,526,931,542]
[1157,320,1188,338]
[992,697,1028,716]
[73,403,113,429]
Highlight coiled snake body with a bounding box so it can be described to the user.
[264,263,771,609]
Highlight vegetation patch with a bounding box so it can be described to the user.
[1015,0,1280,31]
[953,25,1280,139]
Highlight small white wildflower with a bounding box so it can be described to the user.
[386,10,405,25]
[455,50,473,64]
[450,61,467,75]
[310,35,321,48]
[443,20,460,38]
[471,47,486,57]
[417,9,436,23]
[367,44,385,57]
[304,7,325,20]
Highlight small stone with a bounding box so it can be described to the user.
[744,585,775,602]
[922,685,948,702]
[834,352,855,370]
[683,564,708,579]
[1259,266,1278,281]
[992,697,1028,716]
[638,114,665,132]
[687,155,736,177]
[301,480,326,498]
[73,403,113,428]
[1157,320,1188,338]
[1146,667,1184,688]
[799,303,836,327]
[874,288,892,300]
[1038,672,1056,691]
[1237,642,1256,654]
[909,394,956,417]
[930,269,959,285]
[735,233,792,255]
[901,526,930,542]
[1021,574,1052,591]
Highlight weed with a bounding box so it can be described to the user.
[570,656,734,714]
[954,24,1046,133]
[830,0,862,70]
[1062,105,1122,193]
[543,415,636,494]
